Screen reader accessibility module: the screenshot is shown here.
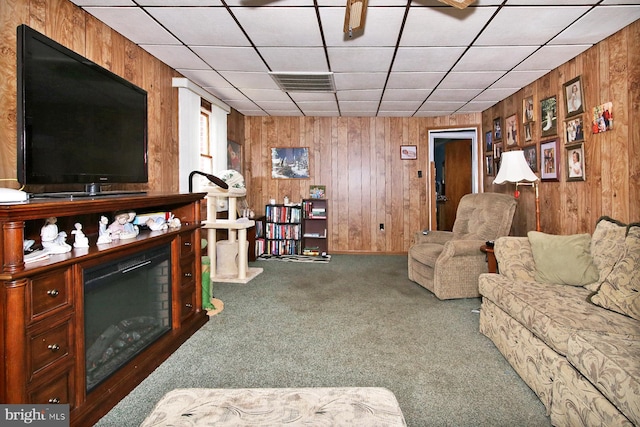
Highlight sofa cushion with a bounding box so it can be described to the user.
[528,231,599,286]
[591,224,640,321]
[408,243,443,268]
[590,216,627,287]
[478,274,640,356]
[567,330,640,426]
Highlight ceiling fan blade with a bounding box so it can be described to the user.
[436,0,476,9]
[344,0,368,35]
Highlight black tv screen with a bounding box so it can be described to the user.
[17,24,148,190]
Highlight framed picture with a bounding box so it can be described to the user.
[309,185,326,199]
[523,144,538,173]
[485,131,492,153]
[541,139,559,181]
[564,116,585,145]
[524,122,533,142]
[227,140,242,172]
[592,102,613,134]
[493,142,503,160]
[271,147,310,179]
[566,144,585,181]
[563,76,584,117]
[505,114,518,147]
[523,96,535,123]
[493,117,502,140]
[541,96,557,138]
[486,155,494,176]
[400,145,417,160]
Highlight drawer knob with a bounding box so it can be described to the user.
[184,242,192,247]
[48,398,60,404]
[48,344,60,352]
[47,289,59,297]
[184,272,192,278]
[185,303,193,308]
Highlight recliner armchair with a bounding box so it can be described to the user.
[408,192,517,300]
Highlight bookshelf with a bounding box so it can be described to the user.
[302,199,328,256]
[263,204,302,255]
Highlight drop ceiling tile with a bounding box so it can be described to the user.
[393,47,466,72]
[505,0,597,4]
[378,111,417,117]
[401,6,499,46]
[551,5,640,45]
[138,0,221,4]
[382,89,432,101]
[439,72,505,90]
[179,70,233,88]
[491,70,550,89]
[320,7,407,47]
[333,73,388,90]
[379,100,424,111]
[203,86,248,101]
[70,0,134,5]
[473,87,520,102]
[223,99,263,111]
[417,101,467,112]
[457,100,500,112]
[232,7,323,46]
[227,0,315,6]
[476,6,590,46]
[265,109,304,116]
[514,45,591,71]
[453,46,539,72]
[83,7,180,44]
[253,100,298,109]
[217,71,281,90]
[429,89,484,102]
[328,47,396,72]
[340,101,382,112]
[386,72,445,89]
[146,7,249,46]
[290,92,337,102]
[192,46,268,72]
[240,89,291,102]
[337,90,384,101]
[258,47,329,72]
[298,101,339,112]
[140,45,210,70]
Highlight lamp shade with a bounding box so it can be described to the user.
[494,150,539,184]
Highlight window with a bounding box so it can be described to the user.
[200,99,212,174]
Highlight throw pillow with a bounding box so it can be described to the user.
[590,216,627,286]
[528,231,600,286]
[591,224,640,321]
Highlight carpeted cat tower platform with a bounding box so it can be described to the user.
[140,387,407,426]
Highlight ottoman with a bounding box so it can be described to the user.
[141,387,407,426]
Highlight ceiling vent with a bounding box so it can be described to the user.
[270,72,336,93]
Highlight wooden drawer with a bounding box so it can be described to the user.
[28,368,73,407]
[180,255,196,288]
[27,318,73,381]
[179,284,196,321]
[179,231,195,258]
[29,268,72,321]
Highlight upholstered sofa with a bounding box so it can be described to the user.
[408,192,516,300]
[479,217,640,426]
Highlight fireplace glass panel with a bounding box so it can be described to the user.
[84,245,172,392]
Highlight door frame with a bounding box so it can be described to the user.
[427,127,482,229]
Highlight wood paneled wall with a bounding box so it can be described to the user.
[0,0,181,193]
[235,115,481,254]
[483,19,640,236]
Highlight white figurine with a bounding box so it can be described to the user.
[107,211,139,240]
[71,222,89,248]
[40,217,72,254]
[97,216,112,245]
[145,216,168,231]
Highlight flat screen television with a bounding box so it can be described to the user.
[17,24,148,196]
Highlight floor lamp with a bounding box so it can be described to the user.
[494,150,541,232]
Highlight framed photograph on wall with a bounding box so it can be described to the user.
[566,144,585,181]
[564,116,585,145]
[505,114,518,147]
[493,142,503,160]
[524,122,533,143]
[227,140,242,172]
[541,96,557,138]
[563,76,584,118]
[309,185,326,199]
[493,117,502,141]
[523,144,538,173]
[271,147,310,179]
[523,96,535,123]
[485,130,492,153]
[541,139,559,181]
[592,102,613,134]
[400,145,417,160]
[486,155,494,176]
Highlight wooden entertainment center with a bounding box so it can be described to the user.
[0,193,209,426]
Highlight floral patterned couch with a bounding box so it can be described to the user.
[478,217,640,426]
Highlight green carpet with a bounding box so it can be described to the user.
[95,255,550,426]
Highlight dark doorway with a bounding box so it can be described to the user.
[434,138,473,231]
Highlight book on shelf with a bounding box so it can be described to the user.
[302,246,321,256]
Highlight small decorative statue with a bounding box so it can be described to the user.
[71,222,89,248]
[96,216,112,245]
[40,217,72,253]
[108,211,139,240]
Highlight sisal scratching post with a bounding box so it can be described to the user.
[216,240,239,277]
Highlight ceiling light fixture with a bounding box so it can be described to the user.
[436,0,476,9]
[344,0,368,37]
